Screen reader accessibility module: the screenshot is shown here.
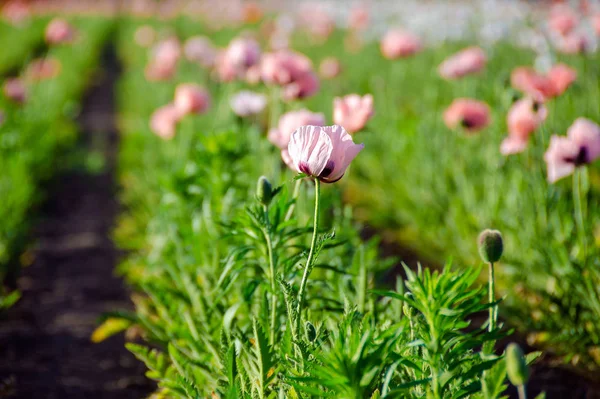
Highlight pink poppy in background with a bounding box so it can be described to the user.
[287,124,364,183]
[145,61,176,81]
[548,63,577,96]
[3,78,26,104]
[348,5,369,31]
[510,67,555,102]
[230,90,267,117]
[298,4,335,40]
[242,1,263,24]
[501,98,547,155]
[544,119,600,182]
[319,57,342,79]
[216,37,261,82]
[333,94,374,133]
[152,37,182,66]
[134,25,156,48]
[443,98,490,133]
[268,109,326,149]
[261,50,320,100]
[173,84,211,115]
[380,29,423,59]
[592,14,600,36]
[26,58,61,81]
[184,36,217,68]
[45,18,76,45]
[438,46,486,80]
[150,104,182,140]
[555,31,587,54]
[245,65,262,85]
[548,5,578,35]
[2,1,30,25]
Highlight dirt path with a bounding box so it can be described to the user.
[0,46,153,399]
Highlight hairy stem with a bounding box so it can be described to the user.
[295,178,321,339]
[263,205,277,346]
[488,261,496,332]
[573,168,587,264]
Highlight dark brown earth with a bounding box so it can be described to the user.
[0,47,154,399]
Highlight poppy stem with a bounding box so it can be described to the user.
[262,204,277,346]
[573,167,587,264]
[295,178,321,341]
[285,179,302,222]
[488,261,496,333]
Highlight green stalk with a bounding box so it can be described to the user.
[573,167,587,263]
[295,178,321,339]
[518,384,527,399]
[488,261,496,332]
[263,205,278,346]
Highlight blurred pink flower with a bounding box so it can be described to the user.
[2,1,30,25]
[544,119,600,182]
[146,37,181,81]
[501,98,547,155]
[348,6,369,31]
[548,5,578,35]
[150,104,182,140]
[3,78,26,104]
[333,94,374,133]
[287,124,364,183]
[511,67,555,102]
[45,19,76,45]
[145,62,176,81]
[184,36,217,68]
[268,109,325,149]
[261,50,319,100]
[555,31,587,54]
[229,90,267,117]
[319,57,342,79]
[438,46,486,80]
[245,65,262,85]
[298,4,335,40]
[173,84,211,115]
[26,58,61,81]
[217,37,261,82]
[134,25,156,48]
[548,63,577,96]
[592,14,600,36]
[443,98,490,133]
[380,29,422,59]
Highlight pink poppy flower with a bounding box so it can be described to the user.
[261,50,319,100]
[543,118,600,183]
[438,46,486,80]
[152,37,181,66]
[2,1,29,25]
[548,63,577,96]
[134,25,156,48]
[268,109,326,149]
[555,31,587,54]
[319,57,342,79]
[298,4,335,40]
[443,98,490,133]
[173,84,211,116]
[230,90,267,117]
[218,37,261,82]
[511,67,555,102]
[45,19,76,45]
[592,14,600,36]
[150,104,182,140]
[380,29,422,59]
[348,6,369,31]
[333,94,374,134]
[548,6,578,35]
[287,124,364,183]
[501,98,547,155]
[3,78,26,104]
[184,36,217,68]
[26,58,61,81]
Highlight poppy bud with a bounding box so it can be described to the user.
[478,229,503,263]
[256,176,273,206]
[506,343,529,386]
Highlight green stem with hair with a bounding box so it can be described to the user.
[295,178,321,340]
[488,261,496,333]
[573,167,587,264]
[262,204,278,346]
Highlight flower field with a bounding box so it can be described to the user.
[1,1,600,398]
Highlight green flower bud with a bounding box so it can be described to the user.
[478,229,503,263]
[305,321,317,342]
[256,176,273,206]
[506,343,529,386]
